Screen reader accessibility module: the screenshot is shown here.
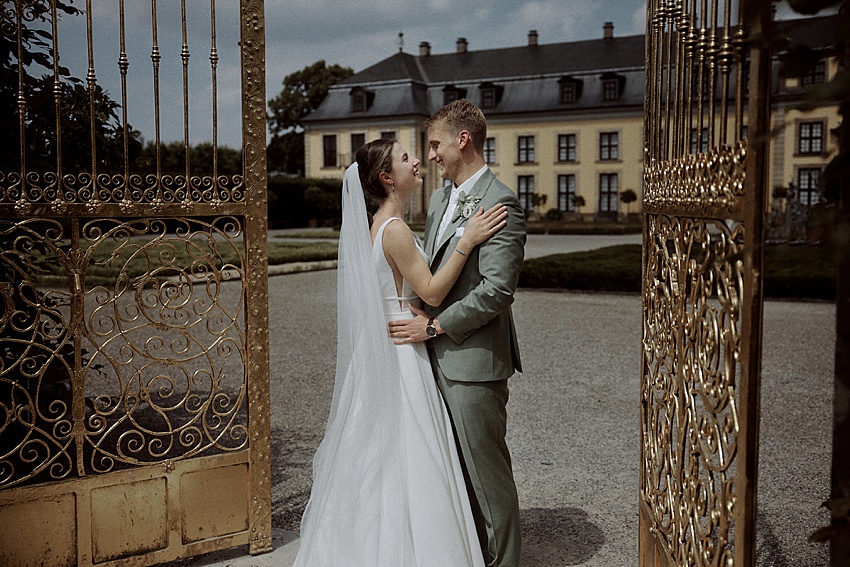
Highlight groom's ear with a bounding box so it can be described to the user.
[457,130,471,150]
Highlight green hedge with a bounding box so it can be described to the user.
[519,243,837,300]
[268,175,342,228]
[519,245,642,292]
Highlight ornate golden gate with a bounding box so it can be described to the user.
[0,1,271,565]
[640,0,771,564]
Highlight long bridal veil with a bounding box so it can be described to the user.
[294,163,412,566]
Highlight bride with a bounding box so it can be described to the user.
[292,139,507,567]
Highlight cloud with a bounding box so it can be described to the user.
[40,0,650,148]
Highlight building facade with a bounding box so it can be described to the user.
[302,17,841,221]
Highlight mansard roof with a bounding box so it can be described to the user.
[302,15,840,125]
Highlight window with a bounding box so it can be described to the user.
[561,83,577,104]
[557,174,576,212]
[690,129,709,153]
[797,168,821,206]
[322,135,337,168]
[517,136,535,163]
[380,131,396,141]
[558,77,583,104]
[603,79,620,101]
[350,87,374,112]
[517,176,535,210]
[801,61,826,85]
[352,91,367,112]
[599,132,619,161]
[442,86,467,106]
[478,82,503,109]
[798,122,823,154]
[481,88,496,109]
[483,137,496,164]
[600,72,624,101]
[599,174,619,213]
[351,133,366,157]
[558,134,577,162]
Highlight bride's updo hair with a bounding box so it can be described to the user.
[355,139,396,201]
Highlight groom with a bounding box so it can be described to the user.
[389,99,526,567]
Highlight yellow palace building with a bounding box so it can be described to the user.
[302,17,841,221]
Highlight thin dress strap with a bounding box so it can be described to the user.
[374,218,417,305]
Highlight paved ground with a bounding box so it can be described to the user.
[166,234,834,566]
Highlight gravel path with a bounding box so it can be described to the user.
[165,231,833,566]
[265,269,833,566]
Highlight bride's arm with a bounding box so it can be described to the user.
[382,205,507,307]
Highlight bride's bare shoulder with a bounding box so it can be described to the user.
[381,219,416,251]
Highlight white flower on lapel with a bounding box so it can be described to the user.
[452,192,482,223]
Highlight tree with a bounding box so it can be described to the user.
[0,1,139,174]
[267,60,353,175]
[620,189,638,216]
[529,193,547,220]
[135,141,242,177]
[571,194,586,219]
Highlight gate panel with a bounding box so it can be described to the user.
[0,0,271,564]
[640,0,771,564]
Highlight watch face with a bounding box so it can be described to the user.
[426,326,437,337]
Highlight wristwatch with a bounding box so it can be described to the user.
[426,317,437,338]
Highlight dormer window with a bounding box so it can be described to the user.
[801,61,826,85]
[350,87,374,112]
[558,76,583,104]
[601,72,625,101]
[478,82,504,109]
[443,85,467,106]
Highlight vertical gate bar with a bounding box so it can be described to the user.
[717,0,732,145]
[85,0,98,176]
[70,218,86,477]
[707,0,719,147]
[181,0,191,181]
[696,0,707,154]
[736,0,771,563]
[151,0,163,179]
[210,0,219,182]
[684,0,697,154]
[119,0,130,180]
[663,4,674,160]
[672,0,683,158]
[640,0,656,560]
[15,0,25,179]
[240,0,273,555]
[49,1,62,180]
[733,9,746,141]
[649,0,661,158]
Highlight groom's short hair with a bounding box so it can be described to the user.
[426,99,487,155]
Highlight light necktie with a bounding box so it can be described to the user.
[436,187,460,244]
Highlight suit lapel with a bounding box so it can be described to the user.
[431,169,496,264]
[425,184,452,260]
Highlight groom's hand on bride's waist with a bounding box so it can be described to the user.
[388,304,442,345]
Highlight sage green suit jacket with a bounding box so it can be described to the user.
[423,168,526,382]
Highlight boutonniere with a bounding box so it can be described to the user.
[452,192,482,223]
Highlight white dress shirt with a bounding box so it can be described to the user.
[435,165,489,244]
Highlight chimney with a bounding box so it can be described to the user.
[419,41,431,57]
[456,37,468,54]
[603,22,614,39]
[528,30,538,47]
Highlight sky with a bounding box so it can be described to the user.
[45,0,807,149]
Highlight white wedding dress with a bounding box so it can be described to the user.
[292,212,484,567]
